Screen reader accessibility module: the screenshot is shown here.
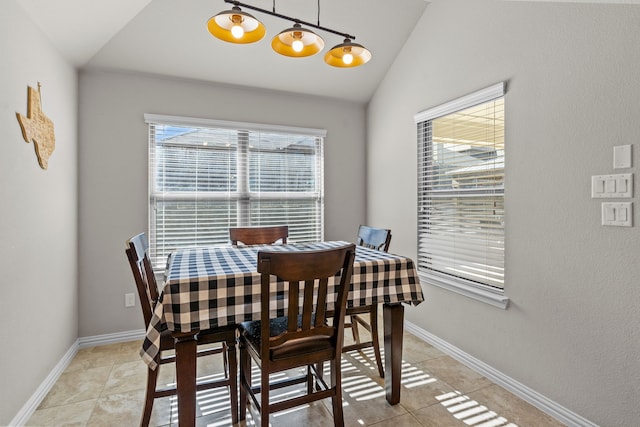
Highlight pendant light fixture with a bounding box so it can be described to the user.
[208,0,371,68]
[207,5,266,43]
[324,38,372,68]
[271,23,324,57]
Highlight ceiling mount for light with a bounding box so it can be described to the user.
[207,0,371,67]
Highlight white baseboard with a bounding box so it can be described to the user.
[9,340,79,427]
[404,321,598,427]
[78,329,146,348]
[9,329,146,426]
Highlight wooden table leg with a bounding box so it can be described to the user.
[383,303,404,405]
[174,332,198,427]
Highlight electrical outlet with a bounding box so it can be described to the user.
[125,293,135,307]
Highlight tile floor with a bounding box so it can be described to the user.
[26,331,566,426]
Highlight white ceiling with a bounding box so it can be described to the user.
[16,0,428,103]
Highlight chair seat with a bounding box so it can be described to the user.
[158,321,238,349]
[239,316,334,361]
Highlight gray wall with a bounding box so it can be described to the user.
[367,1,640,426]
[0,1,78,424]
[6,0,638,425]
[77,70,366,337]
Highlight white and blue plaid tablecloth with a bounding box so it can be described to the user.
[141,241,423,368]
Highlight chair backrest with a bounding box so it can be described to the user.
[257,244,356,362]
[357,225,392,252]
[230,225,289,246]
[125,233,159,327]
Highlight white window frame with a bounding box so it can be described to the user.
[414,83,509,309]
[145,113,326,270]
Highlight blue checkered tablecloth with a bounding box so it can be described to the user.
[141,241,423,368]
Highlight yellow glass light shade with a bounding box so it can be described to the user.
[207,6,266,44]
[271,23,325,57]
[324,39,371,68]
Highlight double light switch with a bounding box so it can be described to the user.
[601,202,633,227]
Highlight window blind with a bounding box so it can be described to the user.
[146,114,325,270]
[416,83,505,291]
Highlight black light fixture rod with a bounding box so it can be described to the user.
[224,0,356,40]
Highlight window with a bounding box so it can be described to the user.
[145,114,325,270]
[415,83,509,308]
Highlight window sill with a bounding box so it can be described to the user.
[419,271,509,309]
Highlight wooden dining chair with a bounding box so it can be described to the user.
[238,244,356,427]
[125,233,239,427]
[345,225,392,378]
[229,225,289,246]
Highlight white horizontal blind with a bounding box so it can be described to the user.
[147,115,325,270]
[416,83,505,290]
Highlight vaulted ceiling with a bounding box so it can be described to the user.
[16,0,636,103]
[16,0,427,103]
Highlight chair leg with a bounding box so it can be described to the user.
[315,361,325,391]
[227,340,238,426]
[239,344,250,422]
[350,315,360,343]
[222,342,229,377]
[330,359,345,427]
[141,364,159,427]
[306,365,314,394]
[369,305,385,378]
[260,368,270,427]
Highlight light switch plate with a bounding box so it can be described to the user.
[601,202,633,226]
[613,144,632,169]
[592,173,633,198]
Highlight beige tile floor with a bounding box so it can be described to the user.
[26,331,566,427]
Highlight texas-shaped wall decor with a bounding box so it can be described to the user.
[16,83,55,169]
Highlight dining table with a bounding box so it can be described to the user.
[140,240,424,426]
